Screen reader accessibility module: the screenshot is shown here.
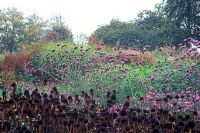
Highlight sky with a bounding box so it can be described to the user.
[0,0,162,36]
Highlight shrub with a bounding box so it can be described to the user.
[1,52,32,81]
[2,51,32,71]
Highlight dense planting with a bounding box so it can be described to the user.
[0,1,199,132]
[0,39,199,133]
[0,82,200,132]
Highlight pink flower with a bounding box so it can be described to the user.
[127,97,134,102]
[150,76,156,81]
[191,63,197,68]
[76,58,81,64]
[195,95,200,101]
[109,105,118,114]
[191,39,199,43]
[165,78,172,83]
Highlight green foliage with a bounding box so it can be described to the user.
[24,13,46,44]
[0,8,26,52]
[19,41,95,82]
[0,54,5,62]
[94,19,140,47]
[163,0,200,30]
[0,8,73,52]
[11,40,200,104]
[44,15,73,41]
[163,0,200,39]
[18,41,156,103]
[145,60,200,93]
[135,10,189,47]
[92,14,188,48]
[92,1,200,48]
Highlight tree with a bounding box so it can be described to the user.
[44,15,73,41]
[135,9,189,47]
[93,19,139,47]
[0,8,25,52]
[163,0,200,37]
[24,13,46,44]
[92,1,200,49]
[92,9,189,49]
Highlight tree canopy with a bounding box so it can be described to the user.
[0,8,25,52]
[92,1,200,49]
[0,8,73,53]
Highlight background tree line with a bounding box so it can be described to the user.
[0,0,199,52]
[91,0,200,49]
[0,8,73,53]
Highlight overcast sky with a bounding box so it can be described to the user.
[0,0,162,36]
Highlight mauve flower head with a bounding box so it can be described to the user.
[191,39,199,44]
[180,45,187,49]
[51,60,56,65]
[196,95,200,101]
[190,63,197,68]
[109,105,118,114]
[150,76,156,81]
[165,88,171,93]
[80,52,85,56]
[180,55,186,60]
[76,58,81,64]
[158,48,163,52]
[197,72,200,77]
[189,48,198,53]
[91,57,97,61]
[109,58,115,63]
[120,60,125,64]
[179,43,183,46]
[173,61,177,64]
[162,72,168,77]
[153,68,158,72]
[145,45,151,48]
[174,58,179,62]
[187,69,193,74]
[127,97,134,102]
